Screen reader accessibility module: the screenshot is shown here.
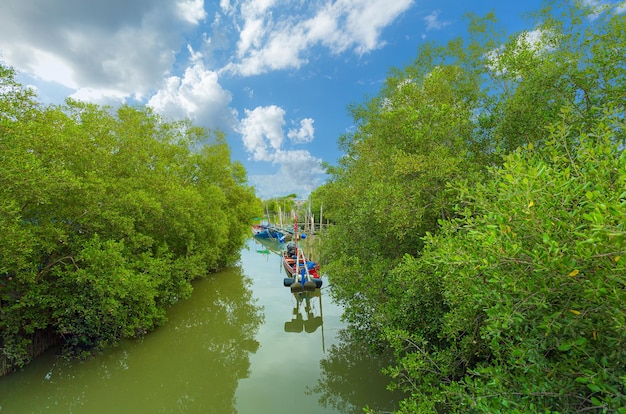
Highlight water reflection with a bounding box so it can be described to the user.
[252,236,285,256]
[0,266,263,414]
[1,238,405,414]
[247,237,402,413]
[309,328,406,414]
[284,290,324,335]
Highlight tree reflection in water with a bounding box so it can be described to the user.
[0,265,264,414]
[308,328,406,414]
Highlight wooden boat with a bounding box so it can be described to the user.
[251,224,286,242]
[282,241,322,292]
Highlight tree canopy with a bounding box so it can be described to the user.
[0,65,262,367]
[313,1,626,412]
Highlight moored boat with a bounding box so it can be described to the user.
[251,224,286,242]
[282,241,322,292]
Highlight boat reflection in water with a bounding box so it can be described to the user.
[284,290,324,336]
[252,236,285,254]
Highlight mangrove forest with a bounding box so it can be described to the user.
[312,2,626,413]
[0,64,261,373]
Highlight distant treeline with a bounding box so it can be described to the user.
[0,64,262,372]
[312,2,625,412]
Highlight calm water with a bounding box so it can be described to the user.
[0,238,401,413]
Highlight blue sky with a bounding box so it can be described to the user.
[1,0,623,199]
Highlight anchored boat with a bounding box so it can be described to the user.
[282,239,322,292]
[251,223,288,242]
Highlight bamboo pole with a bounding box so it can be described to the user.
[319,203,323,233]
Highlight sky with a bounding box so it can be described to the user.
[1,0,623,199]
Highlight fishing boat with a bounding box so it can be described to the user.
[282,241,322,292]
[251,224,286,242]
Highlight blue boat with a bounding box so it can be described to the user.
[251,224,287,242]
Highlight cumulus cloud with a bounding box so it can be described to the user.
[239,105,287,161]
[0,0,192,103]
[177,0,208,25]
[222,0,414,76]
[249,158,325,199]
[147,60,238,131]
[238,105,324,198]
[238,107,320,163]
[288,118,315,143]
[25,50,78,89]
[0,0,413,199]
[235,0,277,57]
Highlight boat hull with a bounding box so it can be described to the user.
[282,252,322,291]
[251,224,287,242]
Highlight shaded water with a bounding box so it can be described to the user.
[0,238,401,413]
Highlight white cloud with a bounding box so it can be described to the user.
[340,0,413,54]
[288,118,315,143]
[235,0,277,56]
[223,0,414,76]
[237,17,267,57]
[249,154,325,199]
[147,61,238,130]
[220,0,236,15]
[618,2,626,14]
[304,8,340,45]
[25,49,78,89]
[238,106,324,198]
[225,24,311,76]
[177,0,208,25]
[70,87,130,104]
[0,0,189,104]
[239,105,287,161]
[0,0,406,200]
[424,10,451,31]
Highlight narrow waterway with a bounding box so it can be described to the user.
[0,238,401,413]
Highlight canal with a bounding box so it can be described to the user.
[0,238,402,413]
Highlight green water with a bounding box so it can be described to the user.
[0,238,401,413]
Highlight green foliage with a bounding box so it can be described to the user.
[0,65,262,366]
[384,107,625,412]
[317,13,495,338]
[262,195,296,217]
[486,1,626,154]
[313,1,626,412]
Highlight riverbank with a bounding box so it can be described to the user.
[0,238,401,414]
